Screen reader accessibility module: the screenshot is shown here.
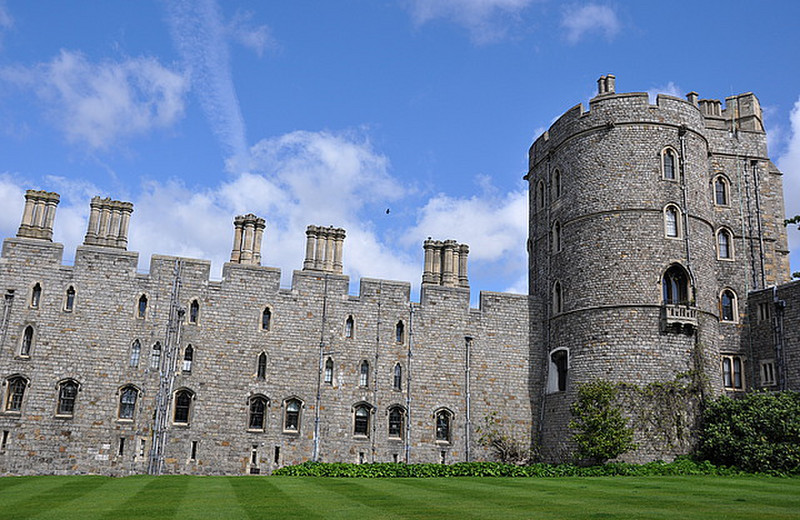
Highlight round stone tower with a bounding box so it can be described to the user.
[526,75,791,461]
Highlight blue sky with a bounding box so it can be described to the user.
[1,0,798,302]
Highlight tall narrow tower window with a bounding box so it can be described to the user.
[137,295,147,319]
[56,380,78,417]
[345,315,355,338]
[552,281,563,315]
[183,345,194,373]
[189,300,199,324]
[720,290,737,322]
[717,229,733,259]
[20,326,34,357]
[64,286,76,312]
[359,360,370,387]
[664,205,680,238]
[30,283,41,309]
[393,363,402,390]
[662,148,677,180]
[714,176,729,206]
[129,340,141,367]
[324,357,333,384]
[261,307,271,331]
[150,342,162,370]
[257,352,267,380]
[662,264,690,305]
[395,321,404,343]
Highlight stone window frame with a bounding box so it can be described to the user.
[552,280,563,315]
[759,359,777,387]
[716,227,734,261]
[172,388,195,426]
[256,352,268,381]
[433,407,454,445]
[187,299,200,325]
[345,315,355,339]
[352,401,374,439]
[117,384,140,422]
[182,344,194,374]
[387,404,406,440]
[30,282,42,309]
[19,324,35,358]
[712,174,730,207]
[552,220,562,253]
[546,348,569,394]
[719,288,738,323]
[662,263,692,305]
[757,301,771,322]
[63,285,76,312]
[663,204,682,239]
[324,357,334,385]
[551,169,562,200]
[721,354,745,391]
[282,397,303,434]
[129,339,142,368]
[260,306,272,332]
[3,374,29,415]
[150,341,162,371]
[55,378,80,418]
[247,394,270,432]
[135,293,148,320]
[661,147,679,181]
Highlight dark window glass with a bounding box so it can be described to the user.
[718,230,731,259]
[552,350,568,392]
[189,300,199,324]
[119,387,137,420]
[345,316,354,338]
[65,286,75,311]
[174,390,192,423]
[130,340,141,367]
[664,150,676,179]
[249,397,267,430]
[662,265,690,305]
[354,405,370,436]
[20,326,33,357]
[435,411,451,442]
[5,377,26,412]
[57,381,78,416]
[395,321,404,343]
[324,357,333,384]
[183,345,193,373]
[388,407,403,438]
[150,342,161,370]
[257,352,267,380]
[285,400,300,431]
[721,291,735,322]
[261,308,271,331]
[393,364,402,390]
[138,295,147,319]
[715,178,728,205]
[31,283,41,309]
[359,360,369,387]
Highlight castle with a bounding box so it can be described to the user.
[1,76,798,475]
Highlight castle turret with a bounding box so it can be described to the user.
[17,190,60,241]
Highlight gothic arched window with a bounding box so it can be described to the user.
[173,389,194,424]
[56,380,79,417]
[662,264,690,305]
[119,386,138,420]
[248,396,268,431]
[388,406,404,439]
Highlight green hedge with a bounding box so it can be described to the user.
[273,459,743,478]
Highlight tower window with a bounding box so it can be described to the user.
[137,295,147,319]
[393,363,402,391]
[183,345,194,373]
[717,229,733,260]
[257,352,267,380]
[548,349,569,393]
[552,281,563,315]
[173,389,194,424]
[248,396,268,431]
[552,221,561,252]
[189,300,199,324]
[354,404,371,437]
[64,286,76,312]
[760,360,776,387]
[56,380,78,417]
[20,325,34,357]
[722,355,744,390]
[284,399,301,432]
[30,283,41,309]
[662,148,677,180]
[720,289,737,322]
[324,357,333,385]
[395,321,404,343]
[552,169,562,199]
[119,386,138,420]
[388,406,404,439]
[662,264,690,305]
[359,360,369,387]
[129,340,141,368]
[435,410,452,443]
[150,342,162,370]
[537,180,546,209]
[345,315,355,338]
[714,176,729,206]
[4,376,27,413]
[261,307,271,331]
[664,205,681,238]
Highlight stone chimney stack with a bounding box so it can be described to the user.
[17,190,60,241]
[597,74,616,96]
[230,214,266,265]
[686,91,699,106]
[302,225,346,274]
[422,238,469,288]
[83,196,134,249]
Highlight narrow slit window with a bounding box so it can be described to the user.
[189,300,199,324]
[665,206,680,238]
[663,149,676,180]
[359,360,369,387]
[714,177,728,205]
[183,345,194,373]
[20,326,33,357]
[30,283,41,309]
[150,342,162,370]
[395,321,404,343]
[137,295,147,319]
[129,340,141,368]
[261,307,271,331]
[324,357,333,384]
[435,410,451,443]
[720,290,737,322]
[345,316,354,338]
[64,286,75,312]
[717,229,732,259]
[257,352,267,380]
[393,363,402,391]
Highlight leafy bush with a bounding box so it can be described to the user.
[569,380,637,464]
[697,391,800,474]
[272,459,742,478]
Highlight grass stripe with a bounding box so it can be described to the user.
[0,476,109,520]
[101,476,190,520]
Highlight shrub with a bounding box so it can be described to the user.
[569,380,637,464]
[697,391,800,474]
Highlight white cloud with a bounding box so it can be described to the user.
[0,173,25,236]
[227,10,278,57]
[647,81,683,103]
[561,3,621,44]
[0,50,188,150]
[0,1,12,50]
[405,0,535,44]
[776,96,800,275]
[165,0,250,172]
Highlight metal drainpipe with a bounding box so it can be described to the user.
[742,159,759,290]
[404,304,415,463]
[678,127,694,293]
[464,336,472,462]
[773,287,787,391]
[0,290,14,349]
[371,283,382,463]
[751,160,767,288]
[312,274,329,462]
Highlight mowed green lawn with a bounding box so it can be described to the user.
[0,475,798,520]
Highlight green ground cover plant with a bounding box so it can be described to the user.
[0,474,798,520]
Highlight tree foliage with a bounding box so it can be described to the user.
[569,380,637,464]
[697,391,800,474]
